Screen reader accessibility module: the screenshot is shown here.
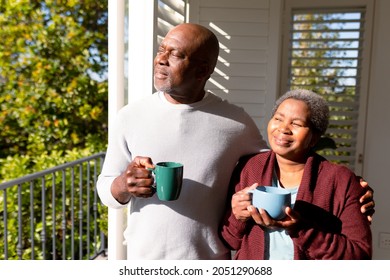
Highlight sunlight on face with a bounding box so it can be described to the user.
[267,99,317,162]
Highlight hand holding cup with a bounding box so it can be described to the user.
[248,186,291,220]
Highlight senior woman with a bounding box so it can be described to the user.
[220,89,372,260]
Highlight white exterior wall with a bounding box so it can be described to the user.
[188,0,281,138]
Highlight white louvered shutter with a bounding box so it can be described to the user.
[280,3,374,173]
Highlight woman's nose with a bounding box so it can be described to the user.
[278,123,291,134]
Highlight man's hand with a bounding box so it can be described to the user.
[359,177,375,223]
[111,156,155,204]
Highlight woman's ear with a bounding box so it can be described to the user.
[310,133,322,149]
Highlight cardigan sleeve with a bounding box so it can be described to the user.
[291,165,372,259]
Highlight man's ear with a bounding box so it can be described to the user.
[196,62,211,80]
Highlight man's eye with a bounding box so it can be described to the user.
[171,52,183,58]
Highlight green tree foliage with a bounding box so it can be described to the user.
[0,0,108,259]
[0,0,108,178]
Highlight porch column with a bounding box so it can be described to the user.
[107,0,157,260]
[108,0,126,260]
[127,0,157,102]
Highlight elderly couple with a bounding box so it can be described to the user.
[97,23,373,260]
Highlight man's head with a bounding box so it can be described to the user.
[153,23,220,104]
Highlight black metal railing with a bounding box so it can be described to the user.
[0,152,107,260]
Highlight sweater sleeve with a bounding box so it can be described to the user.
[97,108,133,209]
[292,166,372,259]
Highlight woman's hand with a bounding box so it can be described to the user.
[247,205,301,231]
[231,183,258,222]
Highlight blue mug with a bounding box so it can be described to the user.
[249,186,291,220]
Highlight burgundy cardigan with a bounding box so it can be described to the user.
[220,151,372,260]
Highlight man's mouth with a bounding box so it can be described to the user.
[154,68,168,79]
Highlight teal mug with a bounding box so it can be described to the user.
[249,186,291,220]
[149,162,183,201]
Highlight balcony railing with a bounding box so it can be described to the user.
[0,152,107,260]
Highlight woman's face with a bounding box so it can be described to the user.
[267,99,318,162]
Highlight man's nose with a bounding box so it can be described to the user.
[155,51,169,65]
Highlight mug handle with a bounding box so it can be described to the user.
[147,167,156,189]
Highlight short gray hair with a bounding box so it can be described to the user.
[272,89,330,135]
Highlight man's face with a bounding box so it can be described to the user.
[153,26,204,101]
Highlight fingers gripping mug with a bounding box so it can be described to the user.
[149,162,183,201]
[249,186,291,220]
